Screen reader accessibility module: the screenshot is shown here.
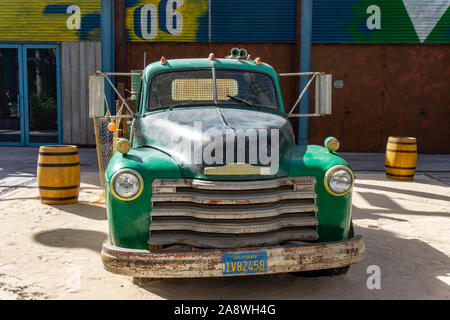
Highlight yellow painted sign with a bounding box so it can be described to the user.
[0,0,100,41]
[125,0,208,42]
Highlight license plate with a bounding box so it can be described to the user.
[222,251,267,275]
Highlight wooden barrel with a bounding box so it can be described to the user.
[385,137,417,181]
[37,145,80,204]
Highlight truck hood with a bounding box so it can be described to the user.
[134,106,295,179]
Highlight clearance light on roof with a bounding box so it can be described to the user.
[255,57,262,64]
[160,56,167,65]
[208,53,215,60]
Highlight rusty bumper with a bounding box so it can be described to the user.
[101,236,365,278]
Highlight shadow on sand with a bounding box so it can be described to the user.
[33,228,108,252]
[49,202,107,221]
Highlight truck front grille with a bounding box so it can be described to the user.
[149,177,319,249]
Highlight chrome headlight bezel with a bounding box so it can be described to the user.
[110,169,144,201]
[324,165,354,196]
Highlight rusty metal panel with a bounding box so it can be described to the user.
[101,236,365,278]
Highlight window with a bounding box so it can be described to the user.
[147,69,278,111]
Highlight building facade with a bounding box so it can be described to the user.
[114,0,450,153]
[1,0,448,153]
[0,0,101,146]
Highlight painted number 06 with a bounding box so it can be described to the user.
[139,0,183,40]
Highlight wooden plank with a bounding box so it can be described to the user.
[60,43,72,144]
[114,0,128,89]
[70,43,81,144]
[87,42,101,145]
[79,42,88,144]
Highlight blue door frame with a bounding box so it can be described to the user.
[0,44,25,146]
[0,43,62,146]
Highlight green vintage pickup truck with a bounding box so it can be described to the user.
[97,49,364,279]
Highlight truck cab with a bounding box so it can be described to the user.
[100,51,364,278]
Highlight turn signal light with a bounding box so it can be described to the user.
[107,121,117,132]
[208,53,215,60]
[324,136,340,152]
[160,56,167,64]
[116,138,131,155]
[255,57,262,64]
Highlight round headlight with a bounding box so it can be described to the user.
[110,169,143,201]
[324,165,354,196]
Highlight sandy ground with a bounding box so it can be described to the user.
[0,171,448,300]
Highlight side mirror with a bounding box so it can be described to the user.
[315,74,332,115]
[89,74,105,118]
[278,72,332,117]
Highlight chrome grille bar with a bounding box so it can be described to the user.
[149,177,319,249]
[151,200,317,220]
[150,213,318,234]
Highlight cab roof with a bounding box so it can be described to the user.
[142,57,278,81]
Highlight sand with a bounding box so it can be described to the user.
[0,171,448,299]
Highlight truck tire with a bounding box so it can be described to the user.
[290,221,355,277]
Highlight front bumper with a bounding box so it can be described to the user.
[101,236,365,278]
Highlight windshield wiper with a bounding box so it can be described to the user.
[168,101,199,109]
[227,95,253,107]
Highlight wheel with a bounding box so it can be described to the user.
[291,221,354,277]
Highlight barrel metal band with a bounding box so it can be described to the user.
[385,173,415,178]
[38,162,80,167]
[38,185,80,190]
[39,152,78,156]
[40,196,78,201]
[387,141,417,145]
[385,165,416,170]
[386,149,417,153]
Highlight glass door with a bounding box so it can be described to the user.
[0,44,61,146]
[0,45,24,145]
[23,45,61,145]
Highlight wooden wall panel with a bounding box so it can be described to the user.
[61,42,101,145]
[309,44,450,153]
[419,45,450,153]
[308,45,348,148]
[381,46,421,147]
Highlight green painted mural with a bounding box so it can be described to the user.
[0,0,100,41]
[313,0,450,43]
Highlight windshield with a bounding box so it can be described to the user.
[147,68,279,111]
